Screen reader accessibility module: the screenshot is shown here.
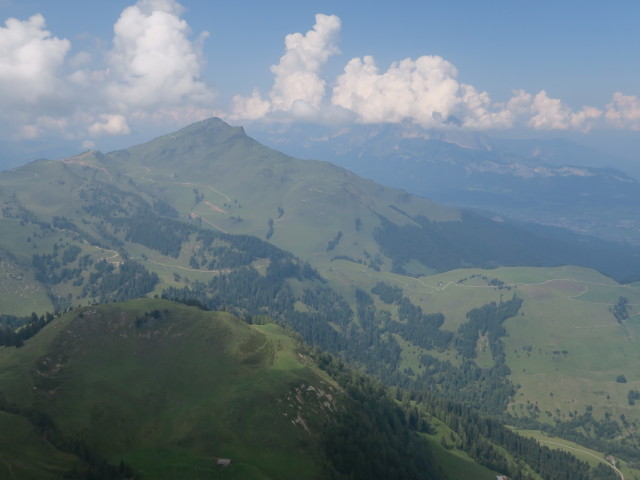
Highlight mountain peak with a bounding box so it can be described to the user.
[110,117,254,171]
[178,116,244,134]
[138,117,249,150]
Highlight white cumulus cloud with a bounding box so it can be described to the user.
[0,8,637,147]
[331,55,513,129]
[231,14,618,134]
[231,13,341,121]
[231,89,271,121]
[0,14,70,112]
[269,13,340,112]
[0,0,216,142]
[106,0,214,114]
[519,90,602,131]
[605,92,640,130]
[88,114,131,136]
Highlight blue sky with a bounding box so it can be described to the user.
[1,0,639,166]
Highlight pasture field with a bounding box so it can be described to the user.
[323,261,640,429]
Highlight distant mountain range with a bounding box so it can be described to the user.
[253,123,640,245]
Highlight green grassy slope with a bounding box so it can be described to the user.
[0,299,340,480]
[0,410,82,479]
[99,118,640,281]
[105,118,458,269]
[0,247,51,316]
[322,261,640,450]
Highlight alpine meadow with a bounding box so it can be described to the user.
[2,1,640,479]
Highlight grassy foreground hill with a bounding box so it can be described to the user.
[0,299,447,480]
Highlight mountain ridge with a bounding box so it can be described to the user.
[104,118,640,281]
[3,117,640,292]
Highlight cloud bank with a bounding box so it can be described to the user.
[0,14,70,109]
[0,14,73,138]
[107,0,213,112]
[0,6,638,149]
[0,0,215,145]
[231,15,636,135]
[605,92,640,131]
[331,55,513,129]
[231,14,341,121]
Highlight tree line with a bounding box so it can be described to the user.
[0,312,55,347]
